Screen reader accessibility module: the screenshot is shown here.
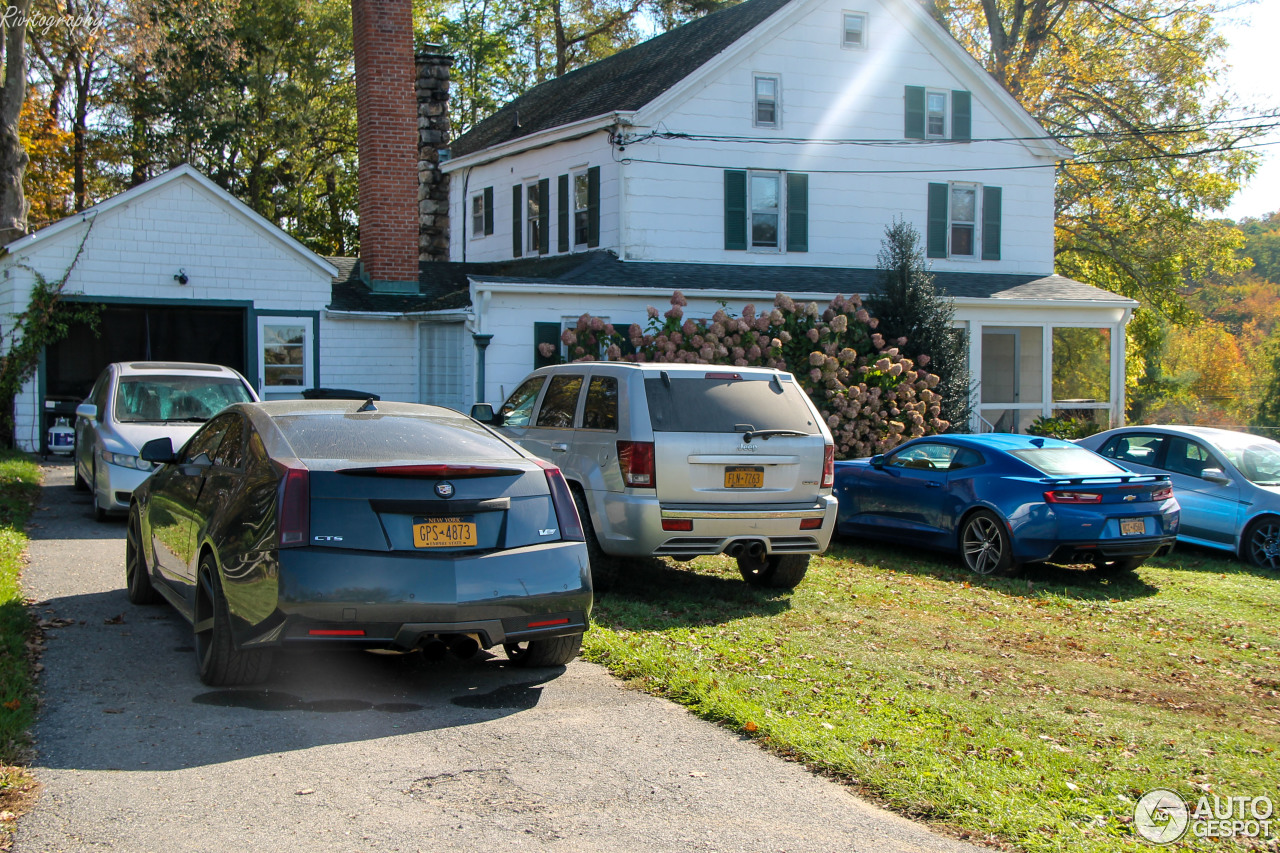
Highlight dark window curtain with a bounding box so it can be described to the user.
[904,86,925,139]
[927,182,948,258]
[785,172,808,252]
[982,186,1002,260]
[724,170,747,250]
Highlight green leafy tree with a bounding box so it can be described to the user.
[864,219,972,431]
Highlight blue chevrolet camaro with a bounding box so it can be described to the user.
[833,434,1180,576]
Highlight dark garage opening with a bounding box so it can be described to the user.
[46,303,248,404]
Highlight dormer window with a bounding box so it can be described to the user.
[754,75,779,127]
[842,12,866,48]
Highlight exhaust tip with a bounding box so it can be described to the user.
[419,638,448,661]
[447,634,479,660]
[747,541,766,559]
[726,542,745,558]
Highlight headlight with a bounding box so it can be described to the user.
[101,451,155,472]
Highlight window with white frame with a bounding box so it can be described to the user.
[754,75,779,127]
[573,170,591,247]
[926,90,947,138]
[257,316,313,397]
[525,181,541,256]
[842,12,866,47]
[950,184,977,257]
[750,171,782,250]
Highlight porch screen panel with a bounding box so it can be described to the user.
[420,323,468,411]
[1052,328,1110,403]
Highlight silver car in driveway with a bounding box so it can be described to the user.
[476,363,837,589]
[74,361,258,520]
[1078,425,1280,569]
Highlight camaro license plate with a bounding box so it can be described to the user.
[725,465,764,489]
[1119,517,1146,536]
[413,516,477,548]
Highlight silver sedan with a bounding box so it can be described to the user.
[1078,425,1280,569]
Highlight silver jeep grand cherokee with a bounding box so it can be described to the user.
[475,362,837,588]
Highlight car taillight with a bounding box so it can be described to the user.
[822,443,835,488]
[1043,490,1102,504]
[275,463,310,548]
[534,461,585,542]
[617,440,656,488]
[662,519,693,531]
[1152,484,1173,501]
[800,517,824,530]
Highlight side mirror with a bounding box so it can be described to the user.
[870,454,885,468]
[470,403,503,426]
[75,403,97,421]
[140,436,176,464]
[1202,468,1231,485]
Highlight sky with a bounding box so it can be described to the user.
[1217,0,1280,221]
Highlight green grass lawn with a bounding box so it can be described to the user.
[583,543,1280,852]
[0,452,42,836]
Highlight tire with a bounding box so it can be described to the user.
[74,463,89,492]
[93,491,108,522]
[504,632,583,667]
[194,555,272,686]
[959,510,1017,576]
[736,553,810,589]
[572,486,615,590]
[1242,517,1280,570]
[1094,556,1145,574]
[125,506,161,605]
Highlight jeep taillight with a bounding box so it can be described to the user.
[534,460,585,541]
[274,462,310,548]
[617,440,656,488]
[822,444,835,488]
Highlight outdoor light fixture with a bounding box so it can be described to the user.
[174,269,189,285]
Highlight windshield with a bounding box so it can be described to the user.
[114,376,253,424]
[1204,433,1280,486]
[1010,445,1129,478]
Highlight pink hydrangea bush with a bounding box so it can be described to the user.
[537,291,948,458]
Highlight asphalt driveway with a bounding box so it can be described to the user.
[13,460,981,853]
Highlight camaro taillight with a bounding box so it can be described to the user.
[822,444,835,488]
[617,440,656,488]
[534,461,585,542]
[1152,484,1173,501]
[276,463,310,548]
[1043,490,1102,504]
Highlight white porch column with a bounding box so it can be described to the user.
[1110,320,1127,427]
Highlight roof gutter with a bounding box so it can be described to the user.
[443,112,637,173]
[324,308,473,321]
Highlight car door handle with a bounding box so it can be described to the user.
[550,443,568,452]
[926,481,942,488]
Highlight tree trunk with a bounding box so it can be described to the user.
[0,0,32,245]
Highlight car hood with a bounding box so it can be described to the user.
[108,421,204,454]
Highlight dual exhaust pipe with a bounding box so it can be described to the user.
[725,540,766,560]
[418,634,480,661]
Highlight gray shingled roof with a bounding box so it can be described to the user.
[326,251,1131,312]
[450,0,795,158]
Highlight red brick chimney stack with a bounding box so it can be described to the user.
[352,0,419,284]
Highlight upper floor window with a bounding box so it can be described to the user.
[842,12,866,48]
[574,171,591,246]
[526,181,542,256]
[926,90,947,138]
[470,187,493,238]
[927,182,1002,261]
[514,179,549,257]
[724,170,808,253]
[905,87,972,141]
[754,75,779,127]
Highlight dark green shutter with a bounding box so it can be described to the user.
[557,174,569,252]
[786,172,808,253]
[905,86,925,139]
[982,186,1002,260]
[512,184,522,257]
[586,166,600,248]
[537,178,550,254]
[951,90,971,141]
[483,186,494,235]
[534,322,561,368]
[724,170,747,251]
[927,182,948,258]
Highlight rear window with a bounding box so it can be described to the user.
[272,412,525,462]
[1010,445,1128,477]
[643,375,817,434]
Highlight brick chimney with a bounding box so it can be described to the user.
[352,0,419,286]
[416,49,453,263]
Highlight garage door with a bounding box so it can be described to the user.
[45,304,248,403]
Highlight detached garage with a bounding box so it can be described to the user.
[0,165,404,452]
